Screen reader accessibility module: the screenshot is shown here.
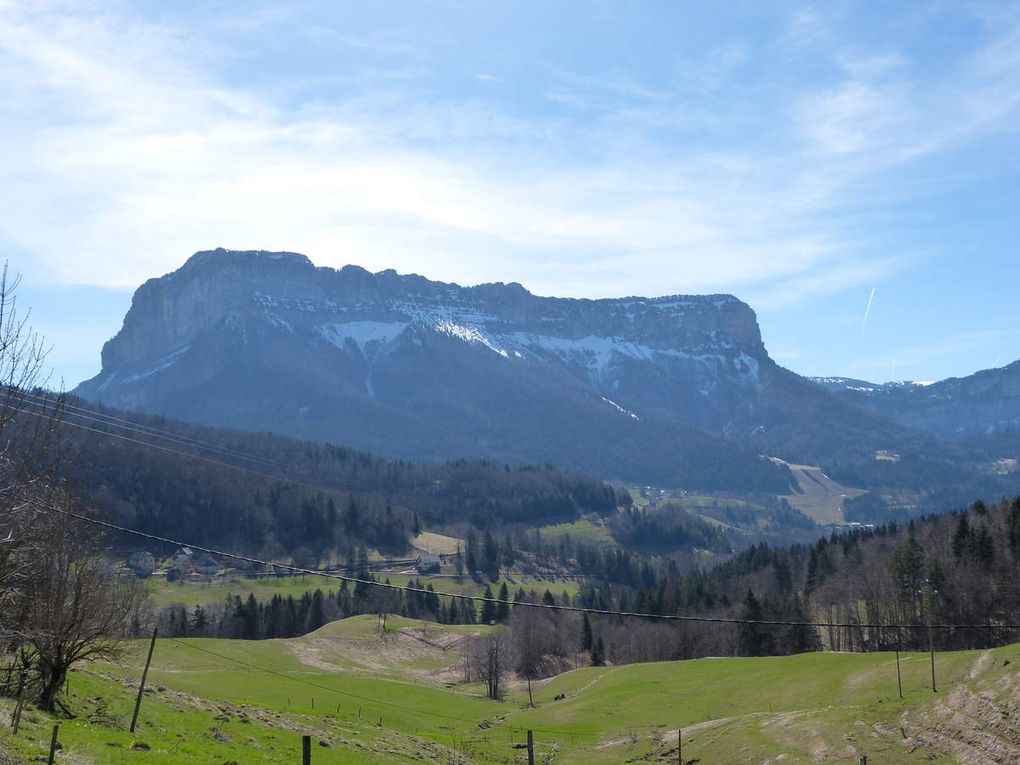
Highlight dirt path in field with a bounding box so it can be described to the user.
[289,626,470,686]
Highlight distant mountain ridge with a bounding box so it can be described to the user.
[75,249,957,492]
[812,362,1020,440]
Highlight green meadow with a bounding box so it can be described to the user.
[3,614,1018,763]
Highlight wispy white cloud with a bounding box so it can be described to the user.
[860,286,877,331]
[0,1,1018,311]
[850,329,1020,381]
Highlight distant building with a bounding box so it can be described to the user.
[192,553,219,576]
[415,554,441,574]
[167,547,219,577]
[171,547,194,570]
[126,550,155,578]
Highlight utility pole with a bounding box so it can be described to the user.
[130,628,158,733]
[916,578,939,693]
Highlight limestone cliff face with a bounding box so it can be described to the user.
[102,248,765,365]
[75,249,928,490]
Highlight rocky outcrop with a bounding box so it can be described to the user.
[75,249,942,491]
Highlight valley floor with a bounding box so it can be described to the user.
[3,615,1019,764]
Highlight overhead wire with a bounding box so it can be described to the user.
[15,390,293,471]
[8,391,1020,631]
[8,392,1016,744]
[8,488,1020,633]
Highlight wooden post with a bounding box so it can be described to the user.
[895,650,903,699]
[47,724,59,764]
[302,734,312,765]
[930,648,937,693]
[11,670,28,734]
[527,729,535,765]
[678,727,682,764]
[129,627,158,733]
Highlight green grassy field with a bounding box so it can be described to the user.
[3,615,1019,763]
[538,519,617,549]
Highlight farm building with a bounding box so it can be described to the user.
[415,554,441,574]
[126,550,155,577]
[168,547,220,577]
[192,553,219,576]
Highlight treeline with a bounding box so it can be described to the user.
[152,578,577,640]
[574,496,1020,659]
[57,397,627,559]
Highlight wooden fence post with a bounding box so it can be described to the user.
[678,727,682,764]
[527,729,535,765]
[129,628,158,733]
[11,671,28,734]
[302,734,312,765]
[47,724,59,764]
[895,650,903,699]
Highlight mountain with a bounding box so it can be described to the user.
[75,249,949,492]
[812,362,1020,441]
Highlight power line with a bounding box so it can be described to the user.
[17,393,292,473]
[15,407,365,502]
[8,488,1020,633]
[16,397,442,517]
[17,390,287,469]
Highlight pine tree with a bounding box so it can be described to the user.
[590,636,606,666]
[736,590,764,656]
[480,585,496,624]
[191,604,208,635]
[494,583,510,623]
[952,514,971,559]
[1008,499,1020,562]
[581,613,593,651]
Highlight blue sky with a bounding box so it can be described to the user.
[1,1,1019,387]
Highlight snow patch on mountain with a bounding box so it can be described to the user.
[101,345,193,390]
[317,321,408,354]
[601,396,640,420]
[434,319,509,358]
[510,332,729,380]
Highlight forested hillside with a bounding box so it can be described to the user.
[52,396,626,562]
[575,496,1020,663]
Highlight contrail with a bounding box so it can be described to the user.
[861,286,877,332]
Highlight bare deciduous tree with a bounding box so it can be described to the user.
[468,628,510,700]
[16,493,145,711]
[0,266,142,713]
[511,606,561,706]
[0,263,64,645]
